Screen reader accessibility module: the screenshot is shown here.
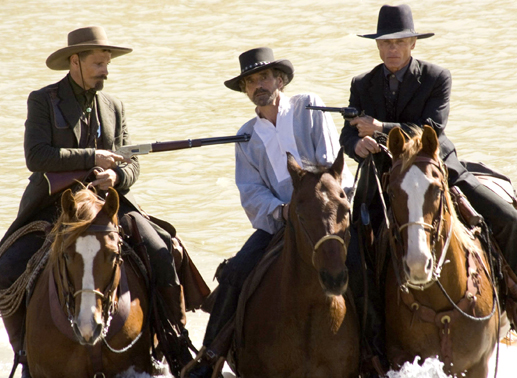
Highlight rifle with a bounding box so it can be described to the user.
[44,133,251,196]
[305,104,359,120]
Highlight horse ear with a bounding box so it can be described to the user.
[61,189,76,217]
[421,125,439,158]
[103,188,120,220]
[287,152,304,188]
[330,148,345,182]
[387,127,406,159]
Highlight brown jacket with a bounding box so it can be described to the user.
[1,75,140,243]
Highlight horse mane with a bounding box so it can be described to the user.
[49,189,106,261]
[392,126,478,251]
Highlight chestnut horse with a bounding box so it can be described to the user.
[25,188,153,377]
[235,150,360,377]
[384,126,499,377]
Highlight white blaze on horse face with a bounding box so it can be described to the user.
[74,235,103,340]
[400,165,433,282]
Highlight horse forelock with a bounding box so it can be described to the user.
[50,189,113,261]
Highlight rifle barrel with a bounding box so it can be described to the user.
[151,134,250,153]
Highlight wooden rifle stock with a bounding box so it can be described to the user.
[44,133,250,196]
[44,170,93,196]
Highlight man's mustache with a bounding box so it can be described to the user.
[95,75,108,80]
[254,89,269,96]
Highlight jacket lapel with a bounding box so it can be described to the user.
[57,78,82,145]
[367,65,388,121]
[397,58,421,117]
[96,92,115,150]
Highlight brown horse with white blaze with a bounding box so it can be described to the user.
[235,149,360,378]
[384,126,499,377]
[25,188,153,377]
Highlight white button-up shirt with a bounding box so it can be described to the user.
[235,92,354,234]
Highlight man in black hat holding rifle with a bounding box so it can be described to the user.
[0,26,187,376]
[186,47,354,377]
[340,2,517,365]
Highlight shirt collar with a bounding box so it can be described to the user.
[383,57,412,82]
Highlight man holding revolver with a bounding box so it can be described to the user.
[340,3,517,351]
[0,26,184,376]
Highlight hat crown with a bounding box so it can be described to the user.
[239,47,275,74]
[68,26,110,47]
[377,4,415,35]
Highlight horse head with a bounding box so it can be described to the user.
[51,187,122,346]
[387,125,452,287]
[287,149,352,296]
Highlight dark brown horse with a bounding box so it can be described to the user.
[235,150,360,377]
[25,188,154,377]
[384,126,499,377]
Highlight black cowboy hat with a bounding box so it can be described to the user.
[46,26,132,70]
[359,4,434,40]
[224,47,294,92]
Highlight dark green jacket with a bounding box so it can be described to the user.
[1,75,140,243]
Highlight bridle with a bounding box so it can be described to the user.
[293,208,351,266]
[387,156,453,291]
[60,223,123,337]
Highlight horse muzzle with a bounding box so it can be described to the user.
[319,267,349,296]
[403,253,434,286]
[72,317,104,346]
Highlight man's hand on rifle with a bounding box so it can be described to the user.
[350,115,383,138]
[95,150,131,170]
[355,136,381,158]
[91,168,119,190]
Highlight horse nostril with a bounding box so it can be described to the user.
[319,269,348,293]
[426,258,433,272]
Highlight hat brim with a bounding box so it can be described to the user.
[358,31,434,40]
[224,59,294,92]
[46,44,133,70]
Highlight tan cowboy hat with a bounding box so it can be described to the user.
[46,26,132,70]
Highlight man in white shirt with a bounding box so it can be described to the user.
[187,47,354,377]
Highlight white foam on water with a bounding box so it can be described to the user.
[387,357,451,378]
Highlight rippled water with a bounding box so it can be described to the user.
[0,0,516,376]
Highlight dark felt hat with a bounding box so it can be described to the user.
[359,4,434,40]
[224,47,294,92]
[46,26,132,70]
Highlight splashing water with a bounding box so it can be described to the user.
[386,357,453,378]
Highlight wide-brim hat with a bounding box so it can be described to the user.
[46,26,133,70]
[359,4,434,40]
[224,47,294,92]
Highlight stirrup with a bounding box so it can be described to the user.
[180,346,225,378]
